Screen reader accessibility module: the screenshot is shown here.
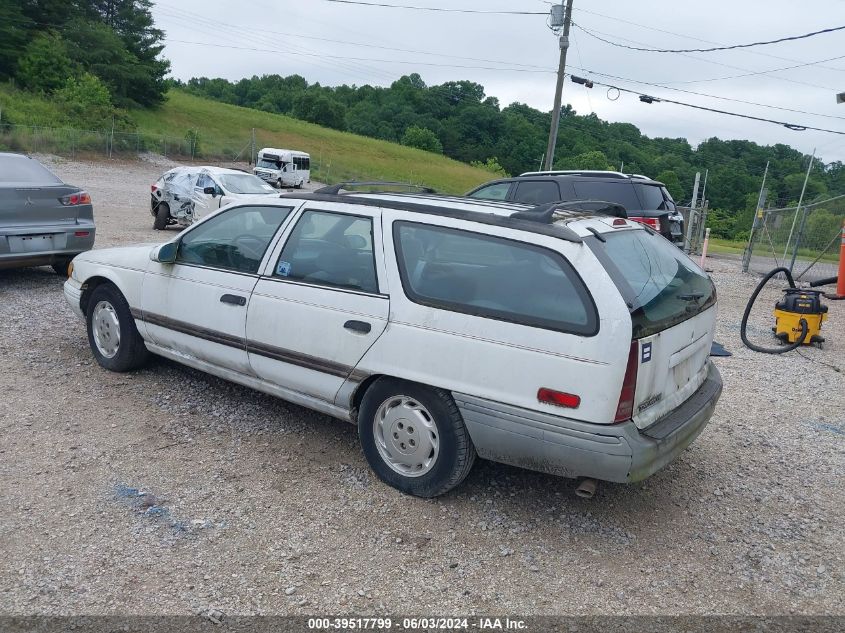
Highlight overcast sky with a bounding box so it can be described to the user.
[152,0,845,167]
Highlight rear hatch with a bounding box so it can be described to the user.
[588,226,716,428]
[0,155,82,228]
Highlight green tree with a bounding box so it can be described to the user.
[55,72,115,128]
[555,150,613,171]
[470,157,509,177]
[401,126,443,153]
[656,169,684,201]
[293,92,346,129]
[16,32,76,93]
[0,0,32,79]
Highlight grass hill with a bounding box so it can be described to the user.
[0,86,495,195]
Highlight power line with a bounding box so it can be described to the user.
[315,0,546,14]
[575,8,845,72]
[573,7,845,72]
[570,23,837,91]
[155,4,552,72]
[164,39,556,73]
[572,22,845,54]
[572,76,845,136]
[571,65,845,121]
[664,54,845,86]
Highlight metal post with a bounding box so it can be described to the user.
[783,148,815,262]
[108,116,115,159]
[543,0,573,171]
[251,127,256,166]
[684,171,701,253]
[742,160,768,272]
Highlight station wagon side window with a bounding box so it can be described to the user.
[393,222,598,335]
[467,182,511,201]
[512,180,561,205]
[177,205,292,274]
[273,210,379,294]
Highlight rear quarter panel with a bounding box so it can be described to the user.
[356,210,634,425]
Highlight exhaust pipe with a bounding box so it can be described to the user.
[575,478,597,499]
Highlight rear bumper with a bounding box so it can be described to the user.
[0,224,95,270]
[455,361,722,483]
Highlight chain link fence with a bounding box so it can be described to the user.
[0,123,257,164]
[741,194,845,282]
[0,123,348,185]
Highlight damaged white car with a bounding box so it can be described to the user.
[150,166,276,229]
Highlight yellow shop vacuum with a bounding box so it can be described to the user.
[741,266,834,354]
[773,288,827,347]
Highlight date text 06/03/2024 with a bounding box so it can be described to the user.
[307,617,528,630]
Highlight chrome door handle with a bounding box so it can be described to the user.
[220,294,246,306]
[344,320,371,334]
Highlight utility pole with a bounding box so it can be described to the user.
[543,0,573,171]
[742,160,768,273]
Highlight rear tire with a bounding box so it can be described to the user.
[358,378,476,498]
[52,259,72,277]
[153,203,170,230]
[86,284,149,372]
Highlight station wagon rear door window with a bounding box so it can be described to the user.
[393,222,597,335]
[511,180,561,205]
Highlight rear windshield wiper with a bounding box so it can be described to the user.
[678,293,705,302]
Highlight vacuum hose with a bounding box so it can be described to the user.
[740,267,808,354]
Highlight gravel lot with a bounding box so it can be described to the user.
[1,156,843,617]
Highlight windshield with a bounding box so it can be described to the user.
[218,174,275,195]
[257,158,282,170]
[588,229,715,338]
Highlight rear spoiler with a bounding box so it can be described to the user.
[511,199,628,223]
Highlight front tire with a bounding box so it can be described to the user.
[153,203,170,230]
[358,378,476,498]
[86,284,149,372]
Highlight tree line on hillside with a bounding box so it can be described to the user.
[0,0,168,127]
[181,72,845,240]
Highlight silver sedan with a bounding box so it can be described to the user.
[0,152,95,275]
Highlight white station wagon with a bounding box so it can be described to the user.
[64,188,722,497]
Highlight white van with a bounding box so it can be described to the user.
[253,148,311,189]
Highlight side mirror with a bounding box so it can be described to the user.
[151,241,179,263]
[203,186,217,196]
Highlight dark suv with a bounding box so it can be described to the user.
[466,170,685,245]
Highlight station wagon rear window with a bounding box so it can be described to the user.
[394,222,598,335]
[587,228,715,338]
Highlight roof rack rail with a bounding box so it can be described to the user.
[518,170,630,179]
[314,181,437,195]
[511,200,628,224]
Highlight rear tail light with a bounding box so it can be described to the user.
[538,388,581,409]
[629,216,661,232]
[74,231,90,237]
[614,341,639,423]
[59,191,91,206]
[151,184,158,193]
